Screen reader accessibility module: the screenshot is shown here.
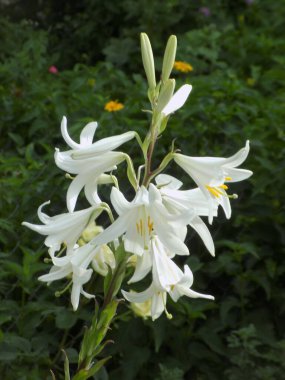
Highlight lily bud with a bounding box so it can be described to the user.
[130,297,151,319]
[156,79,176,113]
[161,35,177,83]
[140,33,156,90]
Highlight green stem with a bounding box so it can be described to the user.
[69,246,128,380]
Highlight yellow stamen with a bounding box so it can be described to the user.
[206,185,221,198]
[225,176,232,181]
[219,184,228,190]
[147,216,153,234]
[136,222,140,234]
[140,219,143,236]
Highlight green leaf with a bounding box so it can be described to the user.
[62,350,71,380]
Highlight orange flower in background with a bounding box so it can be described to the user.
[173,61,193,73]
[104,100,124,112]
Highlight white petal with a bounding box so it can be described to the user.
[71,283,81,311]
[155,174,183,190]
[151,292,166,320]
[37,201,51,224]
[224,167,253,182]
[215,190,231,219]
[111,187,132,215]
[148,183,162,203]
[60,116,81,149]
[224,140,250,168]
[66,173,89,212]
[180,287,215,300]
[122,283,155,303]
[84,177,102,206]
[162,84,192,116]
[152,238,183,290]
[128,251,152,283]
[80,122,98,146]
[38,265,71,282]
[71,244,97,269]
[180,265,194,288]
[91,211,131,246]
[72,131,135,158]
[150,206,189,256]
[189,216,215,256]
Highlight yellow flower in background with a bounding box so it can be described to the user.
[174,61,193,73]
[104,100,124,112]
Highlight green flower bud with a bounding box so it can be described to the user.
[140,33,156,90]
[161,35,177,83]
[156,79,176,113]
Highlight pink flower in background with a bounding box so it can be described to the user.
[49,65,58,74]
[199,7,211,17]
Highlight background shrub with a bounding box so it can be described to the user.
[0,1,284,379]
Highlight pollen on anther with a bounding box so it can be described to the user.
[206,185,221,198]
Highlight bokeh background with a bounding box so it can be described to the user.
[0,1,285,379]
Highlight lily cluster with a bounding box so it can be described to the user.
[23,34,252,321]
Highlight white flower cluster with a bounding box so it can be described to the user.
[23,117,252,318]
[23,34,252,320]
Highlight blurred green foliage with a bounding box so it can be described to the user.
[0,1,285,379]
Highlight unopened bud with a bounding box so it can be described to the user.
[140,33,156,90]
[156,79,176,113]
[161,35,177,83]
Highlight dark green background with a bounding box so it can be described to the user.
[0,1,284,379]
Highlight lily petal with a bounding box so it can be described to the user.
[80,122,98,146]
[162,84,192,116]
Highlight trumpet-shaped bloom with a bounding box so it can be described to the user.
[155,174,216,256]
[128,235,183,286]
[174,141,253,222]
[39,243,98,310]
[22,202,102,264]
[55,117,135,211]
[91,184,190,257]
[122,265,214,320]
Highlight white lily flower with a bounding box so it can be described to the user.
[122,265,213,321]
[128,235,183,287]
[91,184,189,257]
[169,265,214,302]
[161,84,192,116]
[122,283,168,321]
[55,116,135,212]
[22,202,102,264]
[155,174,216,256]
[174,141,253,223]
[39,243,98,311]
